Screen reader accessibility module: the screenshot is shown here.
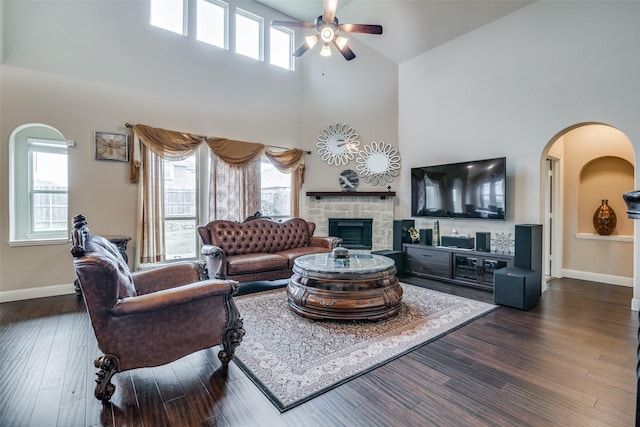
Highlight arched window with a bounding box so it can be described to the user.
[9,124,69,245]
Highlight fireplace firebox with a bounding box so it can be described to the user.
[328,218,373,250]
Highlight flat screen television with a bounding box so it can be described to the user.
[411,157,506,220]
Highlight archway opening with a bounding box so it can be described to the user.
[540,122,634,290]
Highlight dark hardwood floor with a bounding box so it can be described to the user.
[0,277,636,426]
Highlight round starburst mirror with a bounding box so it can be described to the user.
[316,123,360,167]
[356,141,401,186]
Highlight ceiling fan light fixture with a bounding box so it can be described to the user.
[305,34,319,49]
[335,35,349,50]
[320,43,332,57]
[320,26,334,43]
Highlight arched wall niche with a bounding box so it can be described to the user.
[579,156,633,235]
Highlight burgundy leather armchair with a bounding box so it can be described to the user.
[70,214,244,401]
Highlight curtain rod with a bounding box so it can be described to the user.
[125,123,311,154]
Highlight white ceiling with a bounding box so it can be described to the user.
[257,0,534,63]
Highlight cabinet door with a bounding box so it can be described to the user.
[481,258,510,284]
[405,246,451,278]
[453,254,478,281]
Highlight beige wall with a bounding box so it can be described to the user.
[0,0,398,298]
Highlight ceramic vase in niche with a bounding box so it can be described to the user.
[593,199,617,235]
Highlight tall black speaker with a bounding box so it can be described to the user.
[393,219,415,251]
[514,224,542,272]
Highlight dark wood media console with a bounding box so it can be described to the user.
[403,243,514,291]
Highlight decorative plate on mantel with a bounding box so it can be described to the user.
[316,123,360,167]
[339,169,359,191]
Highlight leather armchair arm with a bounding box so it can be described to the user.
[132,262,205,294]
[310,236,343,249]
[111,279,238,317]
[201,245,226,279]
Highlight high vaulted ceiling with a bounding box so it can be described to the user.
[257,0,534,63]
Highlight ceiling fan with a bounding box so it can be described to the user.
[271,0,383,61]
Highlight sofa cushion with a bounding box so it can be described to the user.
[226,253,289,275]
[277,246,334,268]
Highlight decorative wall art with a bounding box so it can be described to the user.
[355,141,401,186]
[316,123,359,167]
[95,132,129,162]
[339,169,359,191]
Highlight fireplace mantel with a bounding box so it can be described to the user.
[306,191,396,200]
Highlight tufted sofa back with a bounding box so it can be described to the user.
[198,217,316,256]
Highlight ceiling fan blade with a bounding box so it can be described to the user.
[339,23,383,35]
[333,39,356,61]
[293,43,311,58]
[271,20,314,29]
[322,0,338,23]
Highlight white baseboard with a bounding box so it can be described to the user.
[562,269,633,287]
[632,298,640,312]
[0,283,76,303]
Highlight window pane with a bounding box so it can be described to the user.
[260,156,291,219]
[197,0,227,48]
[270,27,293,70]
[164,155,198,260]
[33,151,68,189]
[33,193,68,231]
[150,0,185,35]
[30,145,68,233]
[235,9,261,60]
[165,218,197,259]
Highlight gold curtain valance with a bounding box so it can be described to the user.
[205,137,267,165]
[133,124,203,158]
[128,123,306,185]
[265,148,305,172]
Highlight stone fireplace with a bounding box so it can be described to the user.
[305,193,395,251]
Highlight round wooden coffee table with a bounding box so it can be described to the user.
[287,253,403,321]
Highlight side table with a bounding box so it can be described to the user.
[75,235,131,296]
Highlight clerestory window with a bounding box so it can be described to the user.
[235,8,263,61]
[150,0,187,35]
[270,26,294,70]
[197,0,228,49]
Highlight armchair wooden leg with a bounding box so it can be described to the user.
[219,317,245,365]
[94,355,118,401]
[218,293,246,365]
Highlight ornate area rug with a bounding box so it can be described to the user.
[233,283,497,412]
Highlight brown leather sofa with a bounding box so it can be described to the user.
[70,214,244,401]
[197,216,341,282]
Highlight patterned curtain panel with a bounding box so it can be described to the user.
[209,154,261,222]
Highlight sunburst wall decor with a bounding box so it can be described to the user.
[356,141,401,185]
[316,123,360,167]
